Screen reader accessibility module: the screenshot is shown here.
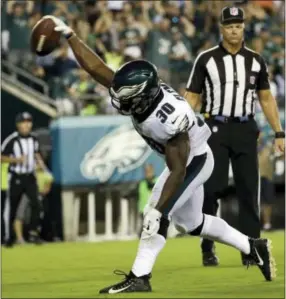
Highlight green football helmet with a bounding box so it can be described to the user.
[109,60,160,115]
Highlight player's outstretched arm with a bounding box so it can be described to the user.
[43,16,114,88]
[156,132,190,213]
[67,34,114,88]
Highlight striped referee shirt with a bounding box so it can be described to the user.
[1,132,40,174]
[186,42,270,117]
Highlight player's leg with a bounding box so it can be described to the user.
[130,149,214,279]
[173,185,251,254]
[172,147,250,254]
[172,148,276,281]
[99,147,219,293]
[99,166,171,294]
[173,185,276,281]
[99,148,213,294]
[202,121,230,266]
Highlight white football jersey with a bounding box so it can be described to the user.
[132,83,211,161]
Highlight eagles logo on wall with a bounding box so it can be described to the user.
[80,123,152,183]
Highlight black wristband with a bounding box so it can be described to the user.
[65,32,74,39]
[275,131,285,139]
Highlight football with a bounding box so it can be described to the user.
[30,17,61,56]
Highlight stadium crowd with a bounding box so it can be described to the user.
[1,0,285,115]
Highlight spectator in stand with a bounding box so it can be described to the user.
[193,1,211,38]
[119,15,143,60]
[93,6,114,54]
[245,1,271,38]
[196,37,215,55]
[169,26,192,94]
[67,69,99,116]
[266,31,284,75]
[87,24,107,60]
[5,1,35,68]
[68,70,96,99]
[83,0,99,28]
[132,2,153,44]
[251,36,264,54]
[53,44,78,79]
[145,16,172,83]
[33,53,57,96]
[254,0,274,15]
[163,1,181,27]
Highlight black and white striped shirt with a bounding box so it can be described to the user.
[1,132,40,174]
[186,42,270,117]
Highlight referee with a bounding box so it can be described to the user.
[1,112,45,247]
[185,7,285,266]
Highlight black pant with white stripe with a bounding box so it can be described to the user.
[8,173,40,243]
[202,117,260,253]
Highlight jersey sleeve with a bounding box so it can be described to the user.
[186,53,206,94]
[257,56,270,91]
[164,113,193,140]
[1,137,13,155]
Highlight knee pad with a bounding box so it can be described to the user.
[189,215,205,236]
[158,217,170,238]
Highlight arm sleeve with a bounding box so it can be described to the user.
[1,138,13,155]
[257,57,270,91]
[186,54,206,93]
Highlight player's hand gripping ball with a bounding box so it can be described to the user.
[31,15,72,56]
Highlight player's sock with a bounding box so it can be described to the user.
[200,214,250,254]
[132,217,169,277]
[132,233,166,277]
[132,234,166,277]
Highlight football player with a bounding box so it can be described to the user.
[46,16,276,293]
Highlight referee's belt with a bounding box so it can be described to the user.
[204,114,254,123]
[10,172,34,176]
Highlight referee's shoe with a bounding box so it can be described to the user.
[203,251,219,267]
[5,232,42,247]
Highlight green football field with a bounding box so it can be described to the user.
[2,231,285,298]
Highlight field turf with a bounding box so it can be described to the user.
[2,231,285,298]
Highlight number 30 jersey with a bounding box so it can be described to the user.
[132,83,211,157]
